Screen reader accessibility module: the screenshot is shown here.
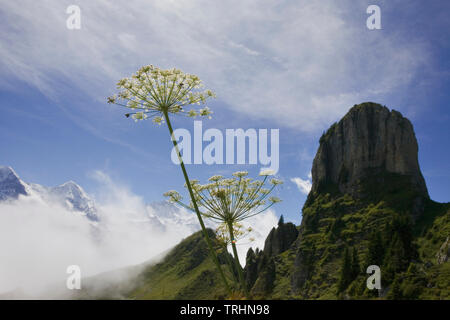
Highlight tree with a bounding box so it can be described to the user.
[278,215,285,226]
[383,215,418,283]
[351,247,360,279]
[338,246,352,292]
[367,231,384,266]
[389,215,418,262]
[388,277,402,300]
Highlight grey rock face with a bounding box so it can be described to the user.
[250,256,275,296]
[291,244,315,294]
[244,218,298,294]
[436,237,449,264]
[263,220,298,257]
[311,102,428,197]
[244,248,259,290]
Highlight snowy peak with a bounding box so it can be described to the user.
[50,181,98,221]
[52,181,86,200]
[0,166,28,200]
[0,166,17,180]
[0,166,98,221]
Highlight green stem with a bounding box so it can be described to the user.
[223,245,239,286]
[228,221,249,297]
[163,110,231,295]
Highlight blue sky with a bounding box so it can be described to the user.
[1,0,449,224]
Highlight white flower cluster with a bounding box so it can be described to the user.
[215,222,254,247]
[107,65,215,122]
[163,190,182,203]
[164,171,283,226]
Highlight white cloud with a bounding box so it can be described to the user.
[0,0,431,132]
[0,171,277,297]
[233,210,278,265]
[291,176,312,195]
[228,41,261,56]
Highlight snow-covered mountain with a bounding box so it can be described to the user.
[146,201,204,231]
[0,166,203,229]
[0,166,200,228]
[0,166,29,200]
[0,166,98,221]
[47,181,98,221]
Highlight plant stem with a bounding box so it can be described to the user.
[228,221,249,297]
[223,245,239,285]
[163,110,231,295]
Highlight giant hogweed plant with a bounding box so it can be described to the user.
[107,65,231,294]
[164,170,283,295]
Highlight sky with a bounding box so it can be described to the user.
[1,0,449,226]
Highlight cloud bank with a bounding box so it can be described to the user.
[0,171,277,297]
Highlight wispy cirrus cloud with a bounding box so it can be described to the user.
[0,0,434,133]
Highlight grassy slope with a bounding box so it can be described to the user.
[414,200,450,299]
[68,229,231,300]
[126,230,231,300]
[264,171,450,300]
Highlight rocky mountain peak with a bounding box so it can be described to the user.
[310,102,428,198]
[0,166,16,179]
[263,217,298,257]
[0,166,28,200]
[0,166,98,221]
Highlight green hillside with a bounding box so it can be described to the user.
[252,172,450,299]
[127,229,231,300]
[70,229,232,300]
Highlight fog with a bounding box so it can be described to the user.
[0,171,277,298]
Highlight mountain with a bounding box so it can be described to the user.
[147,201,201,232]
[46,181,98,221]
[243,102,449,299]
[0,165,209,233]
[312,103,428,198]
[97,102,448,300]
[0,166,29,200]
[0,166,98,221]
[311,103,429,220]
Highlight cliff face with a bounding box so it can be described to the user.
[263,218,299,257]
[311,102,428,198]
[245,102,449,300]
[244,217,298,296]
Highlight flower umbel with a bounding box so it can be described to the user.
[164,171,282,224]
[107,65,215,122]
[164,171,282,296]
